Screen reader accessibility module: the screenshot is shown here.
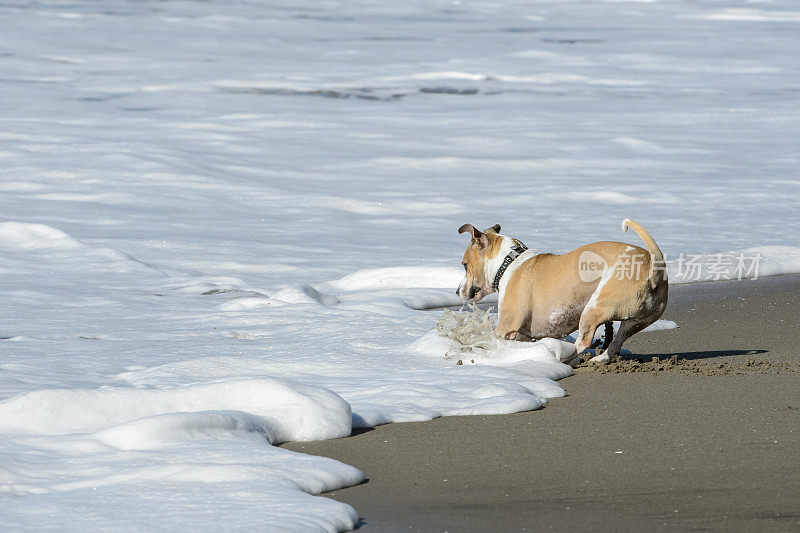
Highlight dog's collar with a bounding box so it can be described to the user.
[492,240,528,291]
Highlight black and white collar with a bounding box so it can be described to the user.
[492,240,528,291]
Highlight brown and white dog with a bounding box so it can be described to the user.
[456,219,668,364]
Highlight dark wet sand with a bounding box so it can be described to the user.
[284,275,800,532]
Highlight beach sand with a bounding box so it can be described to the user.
[283,275,800,532]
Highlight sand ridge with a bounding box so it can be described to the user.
[578,354,800,375]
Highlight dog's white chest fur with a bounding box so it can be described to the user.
[496,249,538,311]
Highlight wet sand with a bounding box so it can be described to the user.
[284,275,800,532]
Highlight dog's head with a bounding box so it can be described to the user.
[456,223,503,302]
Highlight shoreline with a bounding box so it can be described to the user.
[283,274,800,532]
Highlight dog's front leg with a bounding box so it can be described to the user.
[496,309,524,341]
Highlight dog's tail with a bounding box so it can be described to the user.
[622,219,666,286]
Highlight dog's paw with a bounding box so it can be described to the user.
[588,351,610,365]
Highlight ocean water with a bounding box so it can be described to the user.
[1,0,798,530]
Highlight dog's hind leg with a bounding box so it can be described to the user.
[601,322,614,351]
[574,307,611,356]
[593,317,650,363]
[589,321,614,350]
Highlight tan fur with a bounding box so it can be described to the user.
[458,220,668,363]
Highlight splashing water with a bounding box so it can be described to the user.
[432,307,582,368]
[436,307,499,358]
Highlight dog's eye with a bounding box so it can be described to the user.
[462,262,468,270]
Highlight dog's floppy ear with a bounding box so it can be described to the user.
[458,224,482,239]
[484,224,501,234]
[458,224,489,249]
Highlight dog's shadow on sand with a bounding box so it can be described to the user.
[625,349,767,362]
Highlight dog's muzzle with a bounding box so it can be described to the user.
[457,282,480,301]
